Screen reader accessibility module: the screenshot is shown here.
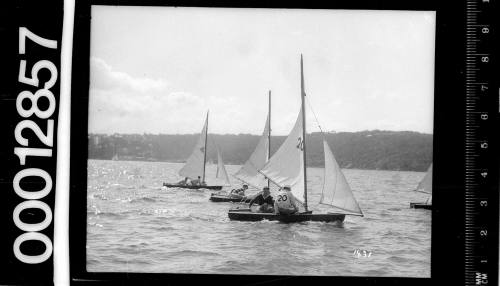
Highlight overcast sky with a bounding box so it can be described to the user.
[89,6,435,136]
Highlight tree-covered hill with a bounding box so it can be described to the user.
[88,130,432,172]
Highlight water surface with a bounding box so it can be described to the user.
[87,160,430,277]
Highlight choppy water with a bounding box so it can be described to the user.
[87,159,430,277]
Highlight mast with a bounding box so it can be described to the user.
[268,90,271,188]
[300,54,308,212]
[202,110,209,183]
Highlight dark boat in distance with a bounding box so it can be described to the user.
[163,111,231,190]
[228,55,364,223]
[209,193,251,203]
[164,183,222,190]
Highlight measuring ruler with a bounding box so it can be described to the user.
[464,0,496,285]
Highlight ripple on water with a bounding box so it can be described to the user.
[169,250,221,258]
[86,160,431,277]
[87,222,103,228]
[150,225,176,231]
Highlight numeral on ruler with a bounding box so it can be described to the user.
[465,0,492,285]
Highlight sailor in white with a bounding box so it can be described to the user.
[274,185,299,215]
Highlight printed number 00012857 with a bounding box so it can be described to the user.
[12,27,58,264]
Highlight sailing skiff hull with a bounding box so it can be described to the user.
[163,183,222,190]
[209,194,251,203]
[228,209,345,223]
[410,202,432,210]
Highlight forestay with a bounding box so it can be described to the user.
[259,109,305,203]
[178,115,208,180]
[216,149,231,186]
[320,140,363,215]
[234,115,270,188]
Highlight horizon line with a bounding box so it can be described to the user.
[88,129,434,136]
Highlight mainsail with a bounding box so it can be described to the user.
[216,148,231,186]
[234,114,270,188]
[178,113,208,180]
[259,109,305,203]
[259,55,362,216]
[320,140,363,215]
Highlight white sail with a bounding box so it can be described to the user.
[216,149,231,186]
[234,114,270,188]
[416,164,432,195]
[178,114,208,180]
[259,109,305,203]
[320,140,363,215]
[425,194,432,205]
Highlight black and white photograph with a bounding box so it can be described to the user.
[86,6,435,277]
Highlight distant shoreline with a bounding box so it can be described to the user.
[88,130,432,172]
[88,158,428,173]
[89,130,434,137]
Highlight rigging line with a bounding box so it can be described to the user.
[234,159,272,189]
[231,174,261,190]
[306,95,331,206]
[305,95,324,134]
[256,169,285,189]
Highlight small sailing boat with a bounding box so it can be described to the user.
[163,111,230,190]
[111,138,119,161]
[210,92,272,203]
[410,164,432,210]
[228,55,363,223]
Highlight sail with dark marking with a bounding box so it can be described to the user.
[258,55,362,215]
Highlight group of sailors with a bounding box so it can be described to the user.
[229,184,248,197]
[248,185,300,215]
[177,177,300,215]
[223,184,299,215]
[176,176,207,187]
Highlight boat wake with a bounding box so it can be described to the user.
[89,193,109,201]
[170,250,221,258]
[130,197,157,203]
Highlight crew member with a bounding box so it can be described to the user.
[190,176,202,186]
[274,185,299,215]
[230,184,248,196]
[248,186,274,213]
[176,177,189,186]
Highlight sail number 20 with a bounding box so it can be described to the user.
[13,27,58,264]
[277,194,288,202]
